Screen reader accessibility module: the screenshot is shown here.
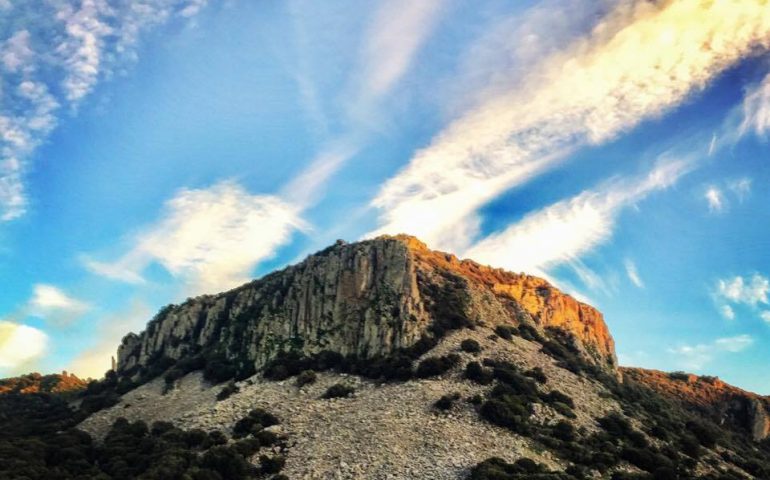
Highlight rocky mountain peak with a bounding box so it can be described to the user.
[116,235,616,382]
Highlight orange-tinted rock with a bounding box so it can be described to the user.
[0,371,87,395]
[622,367,770,440]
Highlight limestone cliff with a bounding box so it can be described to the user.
[622,367,770,440]
[117,235,617,379]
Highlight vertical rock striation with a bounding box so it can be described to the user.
[117,235,618,378]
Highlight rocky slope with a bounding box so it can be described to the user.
[117,235,616,383]
[8,236,770,479]
[622,368,770,441]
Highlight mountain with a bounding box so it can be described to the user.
[3,235,770,480]
[0,371,86,395]
[116,235,616,384]
[622,368,770,441]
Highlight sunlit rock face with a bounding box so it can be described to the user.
[117,235,618,377]
[621,367,770,441]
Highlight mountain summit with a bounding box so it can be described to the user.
[116,234,616,384]
[4,236,770,479]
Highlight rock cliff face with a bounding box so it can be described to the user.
[117,235,617,379]
[622,367,770,441]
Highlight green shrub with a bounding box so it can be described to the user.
[541,390,574,408]
[322,383,355,399]
[296,370,317,387]
[465,361,494,385]
[494,325,516,340]
[216,381,239,401]
[259,454,286,474]
[415,354,461,378]
[460,339,482,353]
[524,367,547,384]
[434,392,461,411]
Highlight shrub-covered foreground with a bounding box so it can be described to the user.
[467,328,770,480]
[0,391,284,479]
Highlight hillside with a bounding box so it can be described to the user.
[2,235,770,479]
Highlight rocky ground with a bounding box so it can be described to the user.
[79,327,623,479]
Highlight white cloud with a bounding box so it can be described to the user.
[720,305,736,321]
[29,284,89,315]
[716,274,769,307]
[761,311,770,324]
[0,0,208,221]
[0,320,48,370]
[715,334,754,353]
[624,259,644,288]
[669,334,753,370]
[704,186,725,213]
[369,0,770,250]
[356,0,446,103]
[462,160,688,275]
[85,181,307,296]
[741,72,770,137]
[728,177,752,202]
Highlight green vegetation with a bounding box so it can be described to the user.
[434,392,461,411]
[216,380,240,401]
[460,339,482,353]
[295,369,317,388]
[415,354,461,378]
[322,383,355,399]
[0,391,285,479]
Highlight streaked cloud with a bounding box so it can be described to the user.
[463,160,689,276]
[704,186,725,213]
[761,311,770,324]
[669,334,754,370]
[0,0,207,221]
[369,0,770,250]
[354,0,446,104]
[0,320,48,370]
[624,259,644,288]
[29,284,89,318]
[84,181,307,295]
[741,72,770,137]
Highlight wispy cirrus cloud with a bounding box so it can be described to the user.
[28,284,89,325]
[624,259,644,289]
[741,72,770,137]
[84,181,306,296]
[463,160,689,276]
[369,0,770,251]
[0,0,208,221]
[286,0,448,199]
[669,334,754,370]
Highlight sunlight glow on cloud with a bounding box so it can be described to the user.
[0,321,48,369]
[369,0,770,250]
[84,181,306,296]
[463,160,689,276]
[0,0,207,221]
[67,300,152,379]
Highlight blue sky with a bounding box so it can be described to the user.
[1,0,770,393]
